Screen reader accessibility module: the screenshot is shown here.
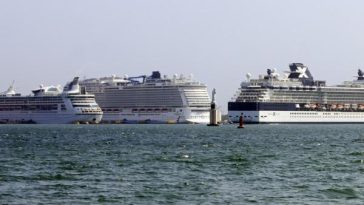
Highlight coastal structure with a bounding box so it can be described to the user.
[229,63,364,123]
[80,71,211,124]
[0,77,103,124]
[207,88,221,126]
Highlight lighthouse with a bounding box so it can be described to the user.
[207,88,219,126]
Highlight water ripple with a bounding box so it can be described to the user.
[1,124,364,204]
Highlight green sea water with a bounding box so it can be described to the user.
[1,124,364,204]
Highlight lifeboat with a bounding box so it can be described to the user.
[167,120,177,124]
[359,104,364,110]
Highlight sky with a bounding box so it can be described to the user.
[1,0,364,113]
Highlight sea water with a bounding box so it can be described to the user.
[1,124,364,204]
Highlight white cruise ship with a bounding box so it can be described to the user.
[80,71,210,124]
[229,63,364,123]
[0,77,103,124]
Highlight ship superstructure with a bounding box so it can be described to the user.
[229,63,364,123]
[80,71,211,124]
[0,77,103,124]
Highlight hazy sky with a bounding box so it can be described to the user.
[1,0,364,112]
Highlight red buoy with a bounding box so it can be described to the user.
[237,115,244,128]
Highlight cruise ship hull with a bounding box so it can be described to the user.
[0,111,102,124]
[229,63,364,124]
[100,108,210,124]
[228,102,364,123]
[0,77,103,124]
[80,71,212,124]
[229,110,364,123]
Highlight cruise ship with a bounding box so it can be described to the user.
[80,71,211,124]
[228,63,364,123]
[0,77,103,124]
